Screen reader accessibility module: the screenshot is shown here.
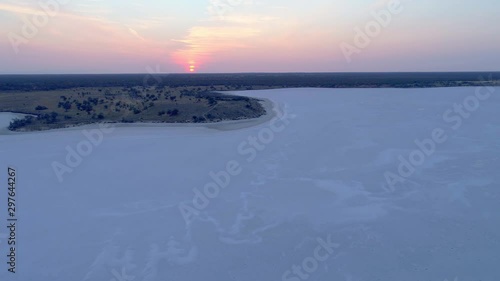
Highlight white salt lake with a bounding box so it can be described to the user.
[0,87,499,281]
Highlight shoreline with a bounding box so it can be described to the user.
[0,112,35,135]
[0,98,277,135]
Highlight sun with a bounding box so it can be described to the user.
[189,65,195,73]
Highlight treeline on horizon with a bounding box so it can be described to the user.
[0,72,499,92]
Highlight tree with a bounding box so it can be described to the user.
[62,101,72,111]
[168,109,179,116]
[8,116,34,131]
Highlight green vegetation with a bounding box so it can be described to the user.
[2,72,499,131]
[35,105,48,110]
[1,86,265,131]
[1,72,499,92]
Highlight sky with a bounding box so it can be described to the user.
[0,0,499,74]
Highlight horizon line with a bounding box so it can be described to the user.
[1,71,500,76]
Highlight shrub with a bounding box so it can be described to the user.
[168,109,179,116]
[37,112,58,124]
[8,116,34,130]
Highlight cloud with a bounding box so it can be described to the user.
[171,0,275,70]
[0,2,48,15]
[0,2,117,26]
[171,25,260,66]
[128,27,146,41]
[206,15,279,25]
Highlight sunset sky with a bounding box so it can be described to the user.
[0,0,499,74]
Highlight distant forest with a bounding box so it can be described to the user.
[1,72,499,92]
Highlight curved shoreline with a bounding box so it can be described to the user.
[0,112,35,135]
[0,98,277,135]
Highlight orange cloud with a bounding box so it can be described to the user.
[172,25,260,71]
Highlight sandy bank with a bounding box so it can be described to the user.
[0,98,277,135]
